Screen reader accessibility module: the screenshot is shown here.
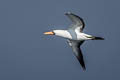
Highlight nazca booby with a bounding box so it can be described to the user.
[44,12,104,70]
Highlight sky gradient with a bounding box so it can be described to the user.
[0,0,120,80]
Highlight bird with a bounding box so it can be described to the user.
[44,12,104,70]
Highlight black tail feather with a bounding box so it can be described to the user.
[92,37,104,40]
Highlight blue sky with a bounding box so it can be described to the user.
[0,0,120,80]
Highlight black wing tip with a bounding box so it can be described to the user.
[77,56,86,71]
[80,61,86,71]
[65,12,83,18]
[65,12,72,15]
[81,65,86,71]
[65,12,80,17]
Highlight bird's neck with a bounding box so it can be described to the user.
[53,30,72,39]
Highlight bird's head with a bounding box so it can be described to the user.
[44,30,64,36]
[44,30,71,39]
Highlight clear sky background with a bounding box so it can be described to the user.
[0,0,120,80]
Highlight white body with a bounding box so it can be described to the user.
[53,30,93,40]
[53,30,72,39]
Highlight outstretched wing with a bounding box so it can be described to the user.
[65,12,85,32]
[67,40,86,70]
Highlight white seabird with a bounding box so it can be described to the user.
[44,12,104,70]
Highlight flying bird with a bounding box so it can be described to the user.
[44,12,104,70]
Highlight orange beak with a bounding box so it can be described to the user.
[44,31,55,35]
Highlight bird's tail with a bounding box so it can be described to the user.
[92,36,104,40]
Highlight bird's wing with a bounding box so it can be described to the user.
[67,40,86,70]
[65,12,85,32]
